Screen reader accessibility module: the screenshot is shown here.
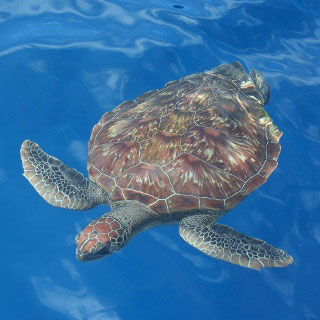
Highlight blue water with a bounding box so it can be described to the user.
[1,1,320,319]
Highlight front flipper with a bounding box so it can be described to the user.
[179,215,293,270]
[20,140,108,210]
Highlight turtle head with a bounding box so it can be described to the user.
[75,214,129,261]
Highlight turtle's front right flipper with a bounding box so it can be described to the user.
[20,140,108,210]
[179,216,293,270]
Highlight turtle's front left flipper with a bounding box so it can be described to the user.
[179,215,293,270]
[20,140,108,210]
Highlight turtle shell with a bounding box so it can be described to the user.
[88,62,282,215]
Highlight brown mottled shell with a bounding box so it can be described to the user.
[88,62,282,215]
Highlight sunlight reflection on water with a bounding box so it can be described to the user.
[2,0,320,319]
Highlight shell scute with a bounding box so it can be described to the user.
[96,174,114,195]
[110,186,124,201]
[160,110,195,134]
[259,159,278,179]
[118,99,163,119]
[89,124,101,153]
[122,189,157,205]
[135,89,159,102]
[195,100,244,134]
[99,111,116,125]
[165,79,180,88]
[225,193,244,210]
[167,194,199,212]
[267,142,281,160]
[181,126,265,181]
[200,198,225,211]
[176,87,217,112]
[116,163,174,199]
[140,131,182,165]
[90,142,139,177]
[149,200,169,214]
[183,72,213,85]
[113,100,135,113]
[241,174,267,196]
[88,165,100,180]
[162,80,197,99]
[163,153,243,198]
[95,117,160,144]
[267,124,282,142]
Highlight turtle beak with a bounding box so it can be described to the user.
[76,248,106,261]
[76,250,98,262]
[76,240,112,262]
[76,251,88,261]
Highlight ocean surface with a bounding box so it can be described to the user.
[1,1,320,319]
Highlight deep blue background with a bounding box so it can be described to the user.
[1,1,320,319]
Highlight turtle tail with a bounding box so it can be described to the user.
[20,140,108,210]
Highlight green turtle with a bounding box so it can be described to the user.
[20,62,293,270]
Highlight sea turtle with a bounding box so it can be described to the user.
[20,61,293,270]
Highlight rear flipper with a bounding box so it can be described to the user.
[179,215,293,270]
[20,140,108,210]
